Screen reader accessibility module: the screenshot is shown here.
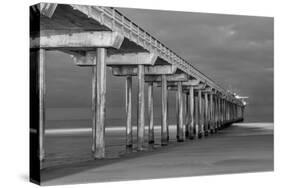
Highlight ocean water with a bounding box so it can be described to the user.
[43,121,273,169]
[46,119,126,129]
[44,119,178,169]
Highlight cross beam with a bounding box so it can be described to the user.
[145,74,189,82]
[112,65,177,76]
[30,30,124,49]
[73,52,158,66]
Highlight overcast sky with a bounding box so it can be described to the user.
[45,7,273,123]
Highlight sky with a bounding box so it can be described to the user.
[45,7,273,124]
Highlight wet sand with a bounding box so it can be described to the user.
[41,123,273,185]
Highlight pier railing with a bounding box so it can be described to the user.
[71,5,228,96]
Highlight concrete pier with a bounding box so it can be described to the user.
[125,76,133,148]
[30,3,246,166]
[95,48,107,159]
[148,82,154,144]
[161,75,168,145]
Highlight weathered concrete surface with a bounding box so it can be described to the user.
[41,123,273,185]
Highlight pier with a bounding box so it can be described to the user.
[30,3,246,170]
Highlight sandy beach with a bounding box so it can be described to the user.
[41,122,273,185]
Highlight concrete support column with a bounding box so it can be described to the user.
[177,82,184,142]
[30,48,46,170]
[167,94,170,141]
[241,106,243,119]
[222,99,226,125]
[195,92,199,138]
[161,75,168,145]
[231,103,234,121]
[91,65,97,153]
[227,101,230,122]
[176,90,179,140]
[235,104,239,119]
[95,48,107,159]
[242,106,245,120]
[204,92,209,136]
[236,104,237,119]
[125,76,133,148]
[230,103,233,121]
[229,101,231,121]
[231,103,235,121]
[185,92,189,138]
[189,86,195,139]
[148,82,154,144]
[214,95,218,132]
[198,90,203,138]
[217,96,219,129]
[236,104,239,119]
[182,93,186,141]
[220,98,223,126]
[239,105,241,119]
[217,97,220,129]
[229,102,232,121]
[235,104,237,120]
[233,103,235,121]
[137,64,145,150]
[208,93,212,133]
[201,93,205,136]
[39,49,46,165]
[217,96,220,129]
[228,101,230,122]
[226,100,228,122]
[210,93,214,133]
[233,103,235,120]
[221,99,224,125]
[221,98,224,126]
[221,98,223,126]
[226,101,228,122]
[229,102,231,121]
[238,105,240,119]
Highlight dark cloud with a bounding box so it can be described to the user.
[46,8,273,123]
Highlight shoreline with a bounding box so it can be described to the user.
[41,122,273,185]
[36,122,274,136]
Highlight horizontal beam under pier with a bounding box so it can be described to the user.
[112,65,177,76]
[30,31,124,49]
[73,52,158,66]
[145,74,189,82]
